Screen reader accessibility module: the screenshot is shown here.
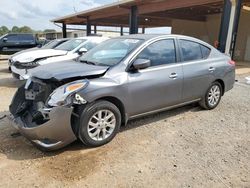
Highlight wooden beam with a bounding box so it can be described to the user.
[138,0,222,14]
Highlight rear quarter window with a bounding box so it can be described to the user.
[200,45,211,59]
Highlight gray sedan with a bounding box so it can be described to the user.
[9,34,235,150]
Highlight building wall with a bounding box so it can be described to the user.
[171,11,250,62]
[171,14,221,45]
[234,10,250,61]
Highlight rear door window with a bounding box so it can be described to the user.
[18,34,34,42]
[179,39,203,62]
[6,35,19,42]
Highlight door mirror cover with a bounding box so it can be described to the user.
[78,47,88,54]
[3,38,7,42]
[133,59,151,70]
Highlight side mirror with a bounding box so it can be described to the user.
[3,38,7,42]
[78,47,88,54]
[133,58,151,70]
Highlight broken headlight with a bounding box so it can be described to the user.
[47,80,88,107]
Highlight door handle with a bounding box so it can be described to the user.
[169,73,178,79]
[208,67,215,72]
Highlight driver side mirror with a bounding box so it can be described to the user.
[3,38,7,42]
[133,58,151,70]
[78,47,88,54]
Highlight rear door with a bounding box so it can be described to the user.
[127,38,183,116]
[178,39,213,101]
[1,34,20,53]
[17,34,36,50]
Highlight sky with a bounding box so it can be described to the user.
[0,0,115,31]
[0,0,171,33]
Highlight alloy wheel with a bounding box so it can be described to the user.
[207,85,221,107]
[87,110,116,141]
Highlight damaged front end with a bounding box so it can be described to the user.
[9,77,88,150]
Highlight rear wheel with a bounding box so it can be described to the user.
[78,100,121,147]
[199,82,222,110]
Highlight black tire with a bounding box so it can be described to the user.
[8,66,12,72]
[199,81,222,110]
[78,100,121,147]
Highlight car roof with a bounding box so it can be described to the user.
[116,34,214,48]
[116,34,198,41]
[74,36,110,40]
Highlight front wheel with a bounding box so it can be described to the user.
[78,100,121,147]
[199,82,222,110]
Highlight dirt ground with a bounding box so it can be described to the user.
[0,58,249,188]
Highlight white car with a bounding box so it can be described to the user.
[8,38,69,71]
[11,37,109,80]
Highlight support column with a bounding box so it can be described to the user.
[62,23,67,38]
[129,6,138,34]
[94,25,97,34]
[120,26,123,36]
[86,17,91,36]
[230,0,242,58]
[142,27,145,34]
[218,0,242,56]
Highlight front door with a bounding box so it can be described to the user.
[127,39,183,116]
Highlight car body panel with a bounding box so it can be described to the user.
[8,106,76,150]
[0,33,38,54]
[11,37,109,80]
[30,61,109,80]
[8,34,235,150]
[126,64,183,116]
[11,49,67,63]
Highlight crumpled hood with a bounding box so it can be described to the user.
[12,49,67,63]
[30,60,109,81]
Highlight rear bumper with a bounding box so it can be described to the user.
[8,106,77,151]
[224,67,235,93]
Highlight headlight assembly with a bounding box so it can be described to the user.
[47,80,88,107]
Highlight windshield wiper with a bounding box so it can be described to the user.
[79,60,96,65]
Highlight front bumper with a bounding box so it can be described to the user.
[11,65,31,80]
[8,106,77,151]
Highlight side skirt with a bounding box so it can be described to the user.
[129,99,201,120]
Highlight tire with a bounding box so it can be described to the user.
[199,81,222,110]
[78,100,121,147]
[8,66,12,72]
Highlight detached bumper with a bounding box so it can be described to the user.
[8,106,77,151]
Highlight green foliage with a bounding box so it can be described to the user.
[44,29,56,33]
[0,26,57,37]
[18,26,33,33]
[0,26,9,36]
[11,26,20,33]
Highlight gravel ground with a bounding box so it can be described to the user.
[0,60,249,188]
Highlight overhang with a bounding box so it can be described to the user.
[51,0,227,27]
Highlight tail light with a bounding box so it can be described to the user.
[228,60,235,66]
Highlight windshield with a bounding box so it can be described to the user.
[41,40,56,49]
[79,38,143,66]
[55,39,86,51]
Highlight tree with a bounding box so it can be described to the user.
[44,29,56,33]
[11,26,19,33]
[0,26,9,36]
[18,26,33,33]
